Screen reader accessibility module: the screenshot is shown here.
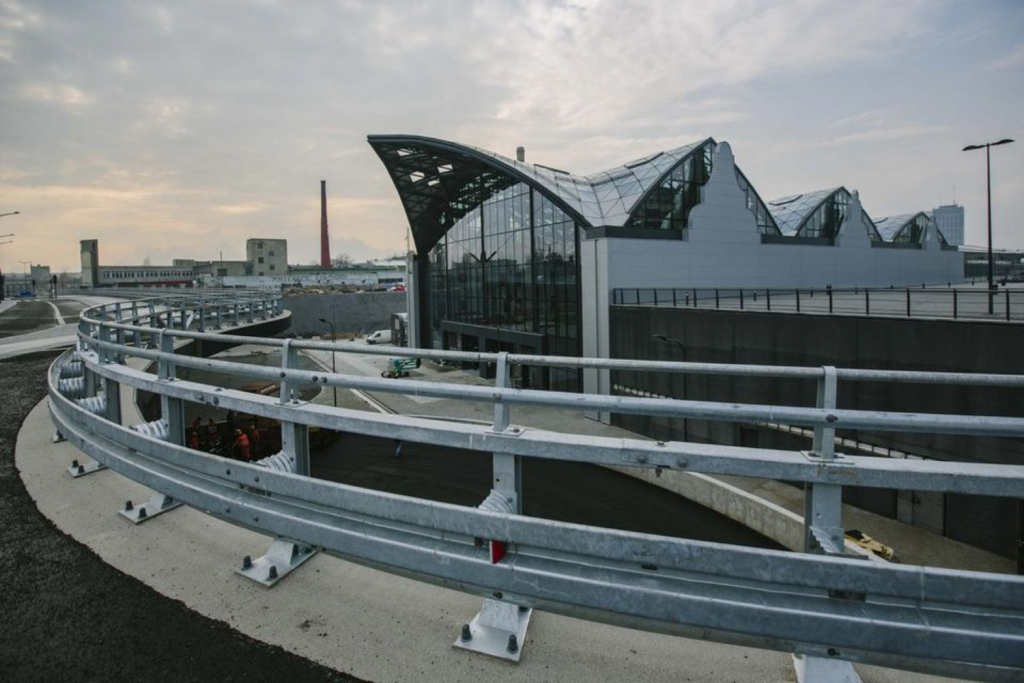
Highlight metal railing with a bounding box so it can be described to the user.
[613,285,1023,322]
[47,291,1024,680]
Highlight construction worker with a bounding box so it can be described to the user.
[246,422,262,459]
[188,430,200,451]
[232,428,251,462]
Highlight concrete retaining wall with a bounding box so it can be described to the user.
[609,305,1024,560]
[284,292,406,337]
[606,466,877,560]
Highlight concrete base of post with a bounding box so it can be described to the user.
[452,598,532,663]
[792,654,862,683]
[235,537,317,588]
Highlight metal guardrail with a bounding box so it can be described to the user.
[613,285,1023,322]
[47,292,1024,680]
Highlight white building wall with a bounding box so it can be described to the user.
[601,142,962,293]
[585,141,964,393]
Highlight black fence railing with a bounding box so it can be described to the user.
[612,285,1022,322]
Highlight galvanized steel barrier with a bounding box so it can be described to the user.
[47,291,1024,681]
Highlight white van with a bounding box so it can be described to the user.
[366,329,392,345]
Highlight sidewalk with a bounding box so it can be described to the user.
[301,343,1014,574]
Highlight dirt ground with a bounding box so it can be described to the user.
[0,351,361,683]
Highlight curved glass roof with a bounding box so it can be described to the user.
[875,212,928,242]
[428,136,713,228]
[767,187,843,236]
[369,134,774,253]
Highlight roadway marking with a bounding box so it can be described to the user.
[45,301,66,326]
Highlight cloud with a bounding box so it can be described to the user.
[0,0,42,62]
[20,82,95,108]
[990,42,1024,69]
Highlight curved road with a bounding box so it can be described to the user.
[0,298,86,339]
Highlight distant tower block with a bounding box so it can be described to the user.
[320,180,332,268]
[516,146,525,162]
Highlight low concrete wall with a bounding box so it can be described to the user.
[606,466,877,560]
[284,292,406,337]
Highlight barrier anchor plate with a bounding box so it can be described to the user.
[792,654,862,683]
[453,598,532,663]
[119,492,182,524]
[235,538,317,588]
[67,459,106,478]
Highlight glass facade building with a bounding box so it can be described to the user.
[369,135,751,391]
[371,135,949,391]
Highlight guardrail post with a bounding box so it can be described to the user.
[865,289,870,316]
[235,337,316,587]
[198,305,206,333]
[233,301,240,327]
[795,289,801,313]
[215,304,223,330]
[158,331,185,446]
[456,352,531,661]
[279,339,311,475]
[795,365,860,683]
[130,301,142,348]
[953,289,958,319]
[1007,289,1011,322]
[906,288,911,317]
[804,366,843,554]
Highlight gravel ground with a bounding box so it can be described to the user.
[0,351,362,683]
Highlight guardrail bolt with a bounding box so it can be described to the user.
[268,565,278,580]
[506,634,519,653]
[460,624,472,642]
[124,500,134,512]
[242,555,252,570]
[137,507,147,519]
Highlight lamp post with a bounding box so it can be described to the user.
[652,333,687,441]
[962,139,1014,314]
[318,317,337,407]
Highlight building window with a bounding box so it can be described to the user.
[217,268,228,277]
[258,257,264,263]
[257,242,264,249]
[269,265,276,271]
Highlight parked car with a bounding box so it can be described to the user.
[366,329,392,345]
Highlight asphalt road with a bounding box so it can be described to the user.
[313,433,782,549]
[0,351,360,683]
[0,298,86,338]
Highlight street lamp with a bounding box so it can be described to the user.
[652,333,688,441]
[963,138,1014,314]
[318,317,338,407]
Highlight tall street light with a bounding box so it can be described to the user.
[318,317,338,407]
[652,333,687,441]
[963,138,1014,314]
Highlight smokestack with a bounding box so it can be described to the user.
[320,180,331,269]
[516,146,525,163]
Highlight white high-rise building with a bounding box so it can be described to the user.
[930,204,965,246]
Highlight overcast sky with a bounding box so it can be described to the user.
[1,0,1021,273]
